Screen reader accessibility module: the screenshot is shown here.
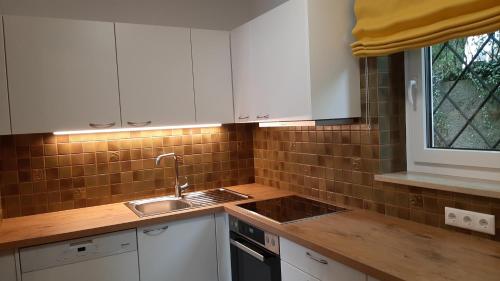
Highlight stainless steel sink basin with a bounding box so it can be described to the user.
[126,188,250,217]
[126,197,195,217]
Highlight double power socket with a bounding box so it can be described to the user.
[445,207,496,235]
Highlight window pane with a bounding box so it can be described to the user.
[428,31,500,151]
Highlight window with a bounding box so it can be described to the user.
[428,32,500,151]
[406,31,500,181]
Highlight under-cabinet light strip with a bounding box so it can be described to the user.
[258,121,316,128]
[53,124,222,135]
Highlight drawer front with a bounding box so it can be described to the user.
[280,238,366,281]
[282,260,320,281]
[20,229,137,272]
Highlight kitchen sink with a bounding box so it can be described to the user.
[126,197,195,217]
[126,188,250,217]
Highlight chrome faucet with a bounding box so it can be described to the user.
[155,153,190,198]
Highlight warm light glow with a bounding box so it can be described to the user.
[53,124,222,135]
[259,121,316,128]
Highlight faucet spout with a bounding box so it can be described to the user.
[155,152,176,167]
[155,153,189,198]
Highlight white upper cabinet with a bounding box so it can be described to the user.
[231,23,257,123]
[4,16,121,134]
[248,0,312,122]
[231,0,360,123]
[0,19,11,135]
[191,29,234,124]
[115,23,195,128]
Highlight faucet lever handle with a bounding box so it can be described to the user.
[180,176,190,191]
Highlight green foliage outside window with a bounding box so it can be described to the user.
[429,31,500,151]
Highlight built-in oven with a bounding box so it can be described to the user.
[229,215,281,281]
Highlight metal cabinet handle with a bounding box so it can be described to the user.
[89,122,116,129]
[230,239,264,262]
[307,252,328,265]
[257,114,270,119]
[143,226,169,236]
[127,121,152,127]
[238,116,250,120]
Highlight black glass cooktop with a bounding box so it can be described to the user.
[237,196,348,223]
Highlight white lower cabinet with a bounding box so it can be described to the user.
[215,213,232,281]
[282,260,320,281]
[19,229,139,281]
[138,214,219,281]
[280,238,366,281]
[0,250,17,281]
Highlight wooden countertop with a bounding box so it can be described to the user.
[1,184,500,281]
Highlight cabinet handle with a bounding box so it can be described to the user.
[89,122,116,129]
[238,116,249,120]
[127,121,152,127]
[257,114,270,119]
[230,239,264,262]
[306,252,328,265]
[143,226,169,236]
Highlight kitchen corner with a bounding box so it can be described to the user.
[1,0,500,281]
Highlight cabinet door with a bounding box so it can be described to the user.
[138,215,219,281]
[4,16,121,134]
[231,23,257,123]
[0,250,17,281]
[248,0,312,122]
[191,29,234,124]
[22,252,139,281]
[215,213,231,281]
[282,260,319,281]
[0,19,11,135]
[281,238,366,281]
[115,23,195,128]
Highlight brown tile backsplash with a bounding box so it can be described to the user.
[253,54,500,242]
[1,53,499,243]
[0,124,255,218]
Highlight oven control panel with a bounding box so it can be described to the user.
[264,232,279,254]
[229,215,280,255]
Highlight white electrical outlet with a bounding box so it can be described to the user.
[445,207,495,235]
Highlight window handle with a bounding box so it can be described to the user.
[407,79,417,110]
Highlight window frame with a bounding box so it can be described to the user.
[405,49,500,181]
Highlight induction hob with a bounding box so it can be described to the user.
[237,195,348,224]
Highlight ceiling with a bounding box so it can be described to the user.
[0,0,288,30]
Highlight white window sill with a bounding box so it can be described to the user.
[374,172,500,199]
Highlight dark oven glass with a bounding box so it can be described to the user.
[230,232,281,281]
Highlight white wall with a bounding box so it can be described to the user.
[0,0,253,30]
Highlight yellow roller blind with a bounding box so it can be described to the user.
[352,0,500,57]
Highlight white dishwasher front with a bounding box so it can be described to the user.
[19,229,140,281]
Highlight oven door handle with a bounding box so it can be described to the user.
[230,239,265,262]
